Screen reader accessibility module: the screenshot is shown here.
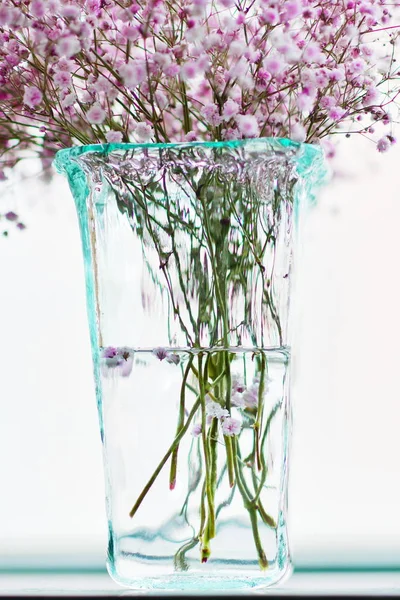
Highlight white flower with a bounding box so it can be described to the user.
[222,417,242,437]
[206,400,229,419]
[231,391,245,408]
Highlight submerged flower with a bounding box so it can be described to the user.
[152,347,180,364]
[191,423,202,437]
[206,400,229,420]
[101,346,133,377]
[222,417,242,437]
[165,352,180,365]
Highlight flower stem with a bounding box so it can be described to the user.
[169,355,194,490]
[129,397,200,518]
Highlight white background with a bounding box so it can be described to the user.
[1,136,399,569]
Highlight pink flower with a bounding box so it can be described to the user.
[23,86,43,109]
[106,131,123,143]
[165,352,180,365]
[236,114,260,138]
[191,423,202,437]
[206,401,229,420]
[201,103,222,127]
[53,71,71,89]
[231,391,245,408]
[264,55,283,76]
[56,35,81,58]
[302,42,324,64]
[222,417,242,437]
[282,0,301,21]
[101,347,133,378]
[328,106,345,121]
[152,347,169,361]
[86,104,106,124]
[261,8,280,25]
[135,122,153,142]
[243,384,259,409]
[31,0,46,18]
[180,61,198,81]
[297,93,314,113]
[377,136,390,153]
[320,96,335,109]
[222,98,240,121]
[291,122,306,142]
[121,23,140,42]
[119,61,147,88]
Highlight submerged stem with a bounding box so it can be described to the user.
[129,398,200,518]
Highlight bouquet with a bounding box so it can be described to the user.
[0,0,399,177]
[1,0,399,576]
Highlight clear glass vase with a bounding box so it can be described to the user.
[55,139,326,592]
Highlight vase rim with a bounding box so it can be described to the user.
[54,136,324,170]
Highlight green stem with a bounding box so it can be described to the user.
[129,398,200,518]
[254,353,267,471]
[254,401,281,503]
[198,353,215,562]
[231,437,269,570]
[204,417,218,542]
[169,355,194,490]
[224,435,235,488]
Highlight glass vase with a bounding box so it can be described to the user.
[55,139,326,592]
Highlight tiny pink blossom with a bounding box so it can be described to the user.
[180,61,198,81]
[231,391,245,408]
[264,56,283,76]
[320,96,335,109]
[222,417,242,437]
[61,5,80,19]
[165,352,180,365]
[243,384,259,409]
[328,106,345,121]
[236,114,260,138]
[206,401,229,420]
[135,122,154,142]
[377,136,390,153]
[30,0,46,18]
[23,86,42,109]
[86,104,106,124]
[303,42,324,64]
[164,63,180,77]
[106,131,123,143]
[261,8,279,25]
[56,35,81,58]
[282,0,301,21]
[121,23,140,42]
[119,61,147,88]
[152,347,169,361]
[297,93,314,113]
[191,423,202,437]
[53,71,71,89]
[291,122,306,142]
[5,211,18,222]
[222,98,240,121]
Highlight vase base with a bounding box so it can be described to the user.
[107,559,293,592]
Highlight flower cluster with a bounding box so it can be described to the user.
[0,0,399,176]
[191,371,271,439]
[101,345,133,377]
